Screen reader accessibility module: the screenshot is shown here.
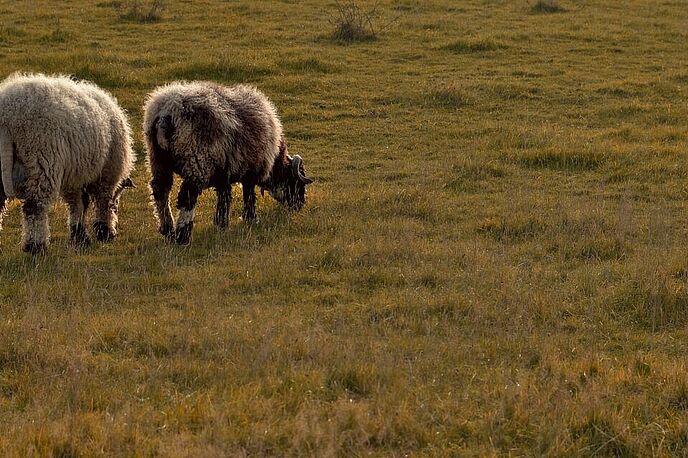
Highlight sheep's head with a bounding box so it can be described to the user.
[264,155,313,211]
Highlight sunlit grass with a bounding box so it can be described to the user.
[0,0,687,455]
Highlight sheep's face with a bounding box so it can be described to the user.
[268,155,312,211]
[270,179,306,211]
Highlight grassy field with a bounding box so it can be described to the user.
[0,0,687,455]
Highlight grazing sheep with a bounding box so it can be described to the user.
[143,81,313,245]
[0,73,135,254]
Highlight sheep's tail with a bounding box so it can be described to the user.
[0,127,15,198]
[152,115,174,152]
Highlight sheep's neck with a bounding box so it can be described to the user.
[260,139,290,188]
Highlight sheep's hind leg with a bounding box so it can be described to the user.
[63,189,90,246]
[175,179,201,245]
[0,187,6,231]
[92,188,117,242]
[241,180,257,223]
[214,183,231,230]
[21,199,50,254]
[151,163,174,240]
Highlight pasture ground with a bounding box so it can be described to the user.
[0,0,687,455]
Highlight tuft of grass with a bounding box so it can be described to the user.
[670,72,688,83]
[329,0,378,42]
[39,20,71,44]
[487,82,541,100]
[428,84,473,109]
[445,160,506,192]
[442,37,505,53]
[597,102,649,124]
[308,246,344,271]
[477,215,546,242]
[610,270,688,331]
[283,57,334,74]
[669,381,688,411]
[530,0,566,14]
[325,367,376,399]
[570,414,633,456]
[515,148,606,171]
[594,82,636,98]
[118,0,165,23]
[555,234,628,262]
[0,26,26,43]
[634,358,651,376]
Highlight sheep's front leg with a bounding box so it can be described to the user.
[21,199,50,254]
[63,189,90,246]
[214,183,232,230]
[175,179,201,245]
[151,164,174,240]
[242,181,257,222]
[92,187,119,242]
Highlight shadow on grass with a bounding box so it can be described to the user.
[0,205,296,289]
[125,205,297,268]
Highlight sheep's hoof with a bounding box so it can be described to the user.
[70,224,91,247]
[175,223,193,245]
[159,224,175,241]
[22,241,47,255]
[241,212,257,224]
[213,216,229,230]
[93,221,116,242]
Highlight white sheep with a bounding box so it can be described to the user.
[0,73,135,254]
[143,81,312,245]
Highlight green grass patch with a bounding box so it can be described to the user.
[530,0,566,14]
[445,160,506,192]
[167,61,272,82]
[117,0,165,23]
[597,102,650,123]
[282,57,335,74]
[477,215,546,242]
[610,274,688,331]
[1,0,688,455]
[39,28,72,44]
[551,235,629,262]
[428,84,473,109]
[0,26,26,43]
[442,37,506,53]
[515,148,606,171]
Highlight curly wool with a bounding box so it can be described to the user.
[0,73,134,199]
[0,73,135,251]
[143,81,282,186]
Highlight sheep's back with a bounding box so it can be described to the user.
[144,82,283,183]
[80,82,135,182]
[0,74,116,189]
[224,85,283,181]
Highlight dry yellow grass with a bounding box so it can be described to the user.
[0,0,687,455]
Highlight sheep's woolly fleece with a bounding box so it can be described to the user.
[143,81,283,186]
[0,73,134,200]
